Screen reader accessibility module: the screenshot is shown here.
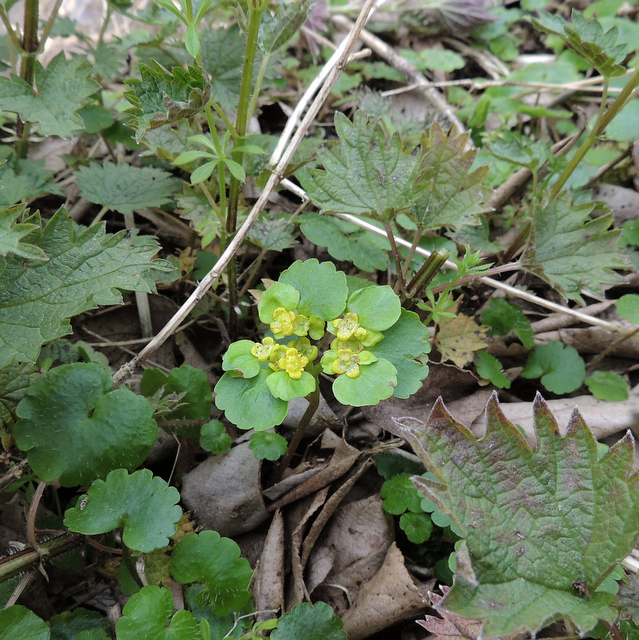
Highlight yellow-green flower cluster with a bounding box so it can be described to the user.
[251,337,318,380]
[270,307,310,339]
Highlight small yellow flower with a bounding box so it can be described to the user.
[331,348,361,379]
[251,337,278,361]
[271,307,297,336]
[332,312,367,341]
[288,337,318,362]
[277,347,309,380]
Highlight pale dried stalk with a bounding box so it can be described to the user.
[112,0,380,387]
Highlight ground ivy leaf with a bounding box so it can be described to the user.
[475,351,511,389]
[124,61,211,142]
[170,531,252,616]
[115,586,201,640]
[435,305,489,369]
[214,369,288,431]
[519,191,627,303]
[381,474,424,514]
[0,207,170,367]
[75,162,181,215]
[64,468,181,553]
[297,111,426,222]
[482,298,534,349]
[49,607,112,640]
[0,52,100,138]
[585,370,629,402]
[271,602,346,640]
[332,358,397,407]
[368,309,430,399]
[15,363,157,486]
[521,341,585,394]
[391,393,639,637]
[258,0,314,53]
[249,431,287,461]
[298,213,391,272]
[400,511,433,544]
[200,420,232,454]
[411,122,490,231]
[0,605,49,640]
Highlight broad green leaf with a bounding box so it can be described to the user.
[617,294,639,324]
[247,214,296,252]
[381,474,424,514]
[297,111,426,222]
[519,191,627,303]
[257,0,314,53]
[411,122,490,231]
[249,431,287,460]
[49,608,111,640]
[482,298,534,349]
[78,104,115,133]
[75,162,180,215]
[400,511,433,544]
[214,369,288,430]
[485,131,552,172]
[15,363,157,486]
[0,53,99,138]
[125,61,211,142]
[64,468,181,552]
[170,531,252,615]
[0,158,63,208]
[279,259,348,321]
[220,340,261,378]
[0,206,46,260]
[391,393,639,636]
[257,282,300,324]
[199,420,232,454]
[298,213,391,272]
[530,9,627,77]
[266,370,316,401]
[521,342,585,394]
[0,207,171,367]
[399,48,465,73]
[0,605,49,640]
[332,358,397,407]
[585,370,629,401]
[0,360,38,436]
[347,285,401,331]
[475,351,511,389]
[368,309,430,399]
[271,602,346,640]
[115,586,201,640]
[200,26,244,111]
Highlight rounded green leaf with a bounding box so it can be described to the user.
[249,431,287,460]
[214,369,288,430]
[115,586,200,640]
[400,511,433,544]
[0,606,49,640]
[265,370,316,401]
[15,363,157,487]
[200,420,232,454]
[617,294,639,325]
[332,358,397,407]
[346,286,401,331]
[368,309,430,399]
[381,474,424,515]
[585,370,629,402]
[521,342,586,394]
[64,468,182,553]
[49,608,111,640]
[271,602,346,640]
[258,282,300,324]
[279,259,348,320]
[170,531,252,616]
[221,340,261,378]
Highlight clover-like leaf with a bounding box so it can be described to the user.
[200,420,232,454]
[530,10,627,77]
[0,52,100,138]
[271,602,346,640]
[125,61,211,142]
[0,207,46,260]
[411,122,490,231]
[297,111,426,222]
[519,192,627,303]
[332,358,397,407]
[249,431,287,461]
[521,341,585,394]
[214,369,288,430]
[115,586,201,640]
[482,298,534,349]
[381,474,424,515]
[346,285,401,331]
[0,605,49,640]
[64,468,181,553]
[279,259,348,321]
[0,207,171,367]
[400,511,433,544]
[15,363,157,486]
[368,309,430,399]
[170,531,252,616]
[390,393,639,637]
[75,162,181,216]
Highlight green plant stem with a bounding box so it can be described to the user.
[38,0,63,50]
[121,541,144,588]
[383,222,407,293]
[501,221,531,264]
[270,386,320,487]
[402,226,424,280]
[406,249,450,298]
[551,68,639,198]
[0,6,24,55]
[26,481,46,551]
[97,3,114,47]
[246,54,270,124]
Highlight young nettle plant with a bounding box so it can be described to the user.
[214,259,431,432]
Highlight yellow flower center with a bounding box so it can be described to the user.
[251,337,279,361]
[271,307,297,336]
[332,312,368,342]
[331,348,361,379]
[277,348,309,380]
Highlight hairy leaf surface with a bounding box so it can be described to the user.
[390,393,639,636]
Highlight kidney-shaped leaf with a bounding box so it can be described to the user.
[0,605,49,640]
[389,393,639,637]
[271,602,346,640]
[64,468,182,553]
[15,363,157,487]
[170,531,252,616]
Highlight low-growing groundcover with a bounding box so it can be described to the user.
[1,0,639,639]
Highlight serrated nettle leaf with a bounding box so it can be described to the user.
[0,207,170,367]
[0,206,47,260]
[485,131,552,171]
[391,393,639,637]
[585,370,629,402]
[64,468,182,552]
[258,281,300,324]
[257,0,314,53]
[482,298,534,349]
[0,605,49,640]
[411,122,491,231]
[530,9,627,77]
[125,61,211,142]
[15,363,158,486]
[0,157,63,208]
[247,214,297,252]
[249,431,287,460]
[297,111,426,221]
[75,162,181,215]
[170,531,252,616]
[279,259,348,321]
[521,341,585,394]
[519,191,627,303]
[271,602,346,640]
[0,52,100,138]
